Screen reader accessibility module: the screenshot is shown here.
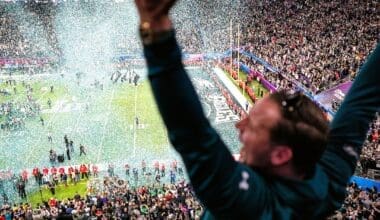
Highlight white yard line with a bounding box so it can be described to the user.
[96,87,116,163]
[68,88,92,140]
[0,73,51,80]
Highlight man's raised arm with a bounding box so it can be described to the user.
[320,44,380,183]
[135,1,269,218]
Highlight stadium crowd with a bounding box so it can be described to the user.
[0,160,379,219]
[0,0,205,59]
[1,162,205,220]
[238,0,379,94]
[0,1,59,59]
[1,184,203,219]
[2,0,378,95]
[328,182,379,220]
[189,0,378,93]
[358,114,380,179]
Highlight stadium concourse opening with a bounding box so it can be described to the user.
[0,0,379,219]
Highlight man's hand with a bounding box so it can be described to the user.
[135,0,177,31]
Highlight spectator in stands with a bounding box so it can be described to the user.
[135,0,380,219]
[329,182,379,219]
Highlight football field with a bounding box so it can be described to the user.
[0,67,240,174]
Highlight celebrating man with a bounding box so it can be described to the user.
[134,0,380,219]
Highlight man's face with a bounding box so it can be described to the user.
[235,96,281,168]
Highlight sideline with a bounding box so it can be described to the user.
[213,67,250,112]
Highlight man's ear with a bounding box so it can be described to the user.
[270,145,293,166]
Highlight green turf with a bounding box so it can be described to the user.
[111,83,168,155]
[222,69,268,103]
[27,179,88,208]
[0,80,67,105]
[0,79,68,124]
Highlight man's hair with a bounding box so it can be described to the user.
[268,90,329,175]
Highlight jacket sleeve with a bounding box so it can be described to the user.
[143,31,270,217]
[319,44,380,187]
